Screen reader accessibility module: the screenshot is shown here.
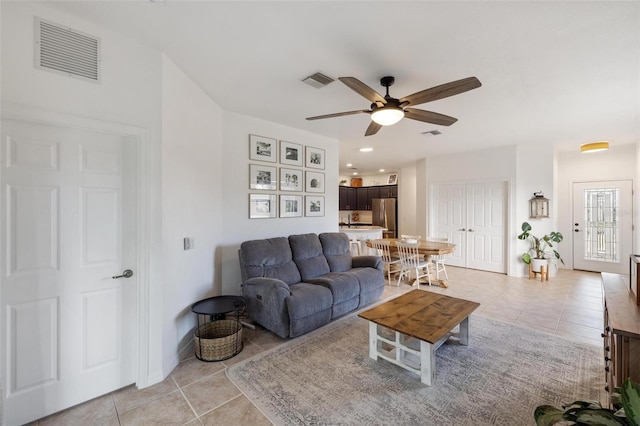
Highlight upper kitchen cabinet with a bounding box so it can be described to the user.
[340,184,396,211]
[339,186,357,210]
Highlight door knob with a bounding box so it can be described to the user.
[112,269,133,279]
[468,229,475,232]
[458,228,466,231]
[574,229,580,232]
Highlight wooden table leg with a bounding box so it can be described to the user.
[420,340,436,386]
[459,317,470,345]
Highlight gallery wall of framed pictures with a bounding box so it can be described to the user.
[248,134,325,219]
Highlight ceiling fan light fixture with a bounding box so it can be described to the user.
[580,141,609,153]
[371,107,404,126]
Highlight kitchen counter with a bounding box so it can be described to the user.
[339,226,386,231]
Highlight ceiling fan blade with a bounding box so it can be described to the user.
[339,77,386,104]
[399,77,482,106]
[306,110,370,120]
[365,121,382,136]
[404,108,458,126]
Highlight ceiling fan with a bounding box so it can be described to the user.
[306,75,482,136]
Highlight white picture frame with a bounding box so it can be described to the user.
[305,196,325,217]
[279,140,303,166]
[249,134,277,163]
[305,146,325,169]
[249,164,277,190]
[305,171,325,193]
[280,195,303,218]
[280,167,303,192]
[249,193,277,219]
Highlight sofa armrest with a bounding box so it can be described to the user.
[352,255,383,272]
[242,277,292,338]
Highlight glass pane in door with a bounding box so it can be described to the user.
[583,188,619,263]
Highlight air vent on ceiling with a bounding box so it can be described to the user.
[35,17,101,83]
[422,130,442,136]
[302,72,335,89]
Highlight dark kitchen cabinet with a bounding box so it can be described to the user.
[339,186,357,210]
[339,185,397,211]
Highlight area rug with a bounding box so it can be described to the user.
[227,314,603,426]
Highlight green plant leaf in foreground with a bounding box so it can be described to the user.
[572,408,629,425]
[622,378,640,426]
[534,405,566,425]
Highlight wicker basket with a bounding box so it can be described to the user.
[194,320,243,361]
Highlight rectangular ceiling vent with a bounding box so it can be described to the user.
[35,17,101,83]
[302,72,335,89]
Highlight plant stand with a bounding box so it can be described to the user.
[529,263,548,282]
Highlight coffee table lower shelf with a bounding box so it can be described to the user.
[367,318,469,386]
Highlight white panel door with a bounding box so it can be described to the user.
[431,181,507,273]
[1,120,138,425]
[466,182,506,273]
[573,180,633,274]
[431,183,466,267]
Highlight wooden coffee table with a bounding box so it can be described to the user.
[358,289,480,385]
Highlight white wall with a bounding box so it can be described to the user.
[161,56,224,371]
[556,144,637,269]
[219,111,339,295]
[399,164,417,236]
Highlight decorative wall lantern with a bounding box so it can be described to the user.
[529,191,549,218]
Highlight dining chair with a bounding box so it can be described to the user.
[426,236,449,280]
[396,241,434,287]
[370,239,402,286]
[400,234,422,242]
[349,238,361,255]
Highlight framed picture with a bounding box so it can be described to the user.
[388,173,398,185]
[280,167,303,192]
[305,171,325,193]
[280,195,303,218]
[249,194,277,219]
[280,140,303,166]
[305,146,325,169]
[249,134,277,163]
[305,196,325,217]
[249,164,277,190]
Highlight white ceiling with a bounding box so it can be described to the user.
[51,1,639,176]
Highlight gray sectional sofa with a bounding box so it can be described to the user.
[238,232,385,338]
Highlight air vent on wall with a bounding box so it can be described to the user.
[302,72,335,89]
[35,17,101,83]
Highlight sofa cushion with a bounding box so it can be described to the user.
[319,232,352,273]
[286,282,333,320]
[289,233,331,280]
[306,272,360,303]
[239,237,301,285]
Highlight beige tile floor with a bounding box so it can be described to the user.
[33,267,604,425]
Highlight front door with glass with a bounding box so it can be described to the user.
[572,180,633,274]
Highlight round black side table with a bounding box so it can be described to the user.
[191,295,246,361]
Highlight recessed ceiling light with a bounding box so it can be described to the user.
[352,172,358,175]
[346,163,352,167]
[379,169,385,172]
[359,147,373,152]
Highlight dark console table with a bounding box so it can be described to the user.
[191,295,245,361]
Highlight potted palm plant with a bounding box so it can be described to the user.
[517,221,564,272]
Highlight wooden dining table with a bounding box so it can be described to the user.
[365,238,456,257]
[365,238,456,288]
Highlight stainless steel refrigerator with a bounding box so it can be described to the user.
[372,198,397,238]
